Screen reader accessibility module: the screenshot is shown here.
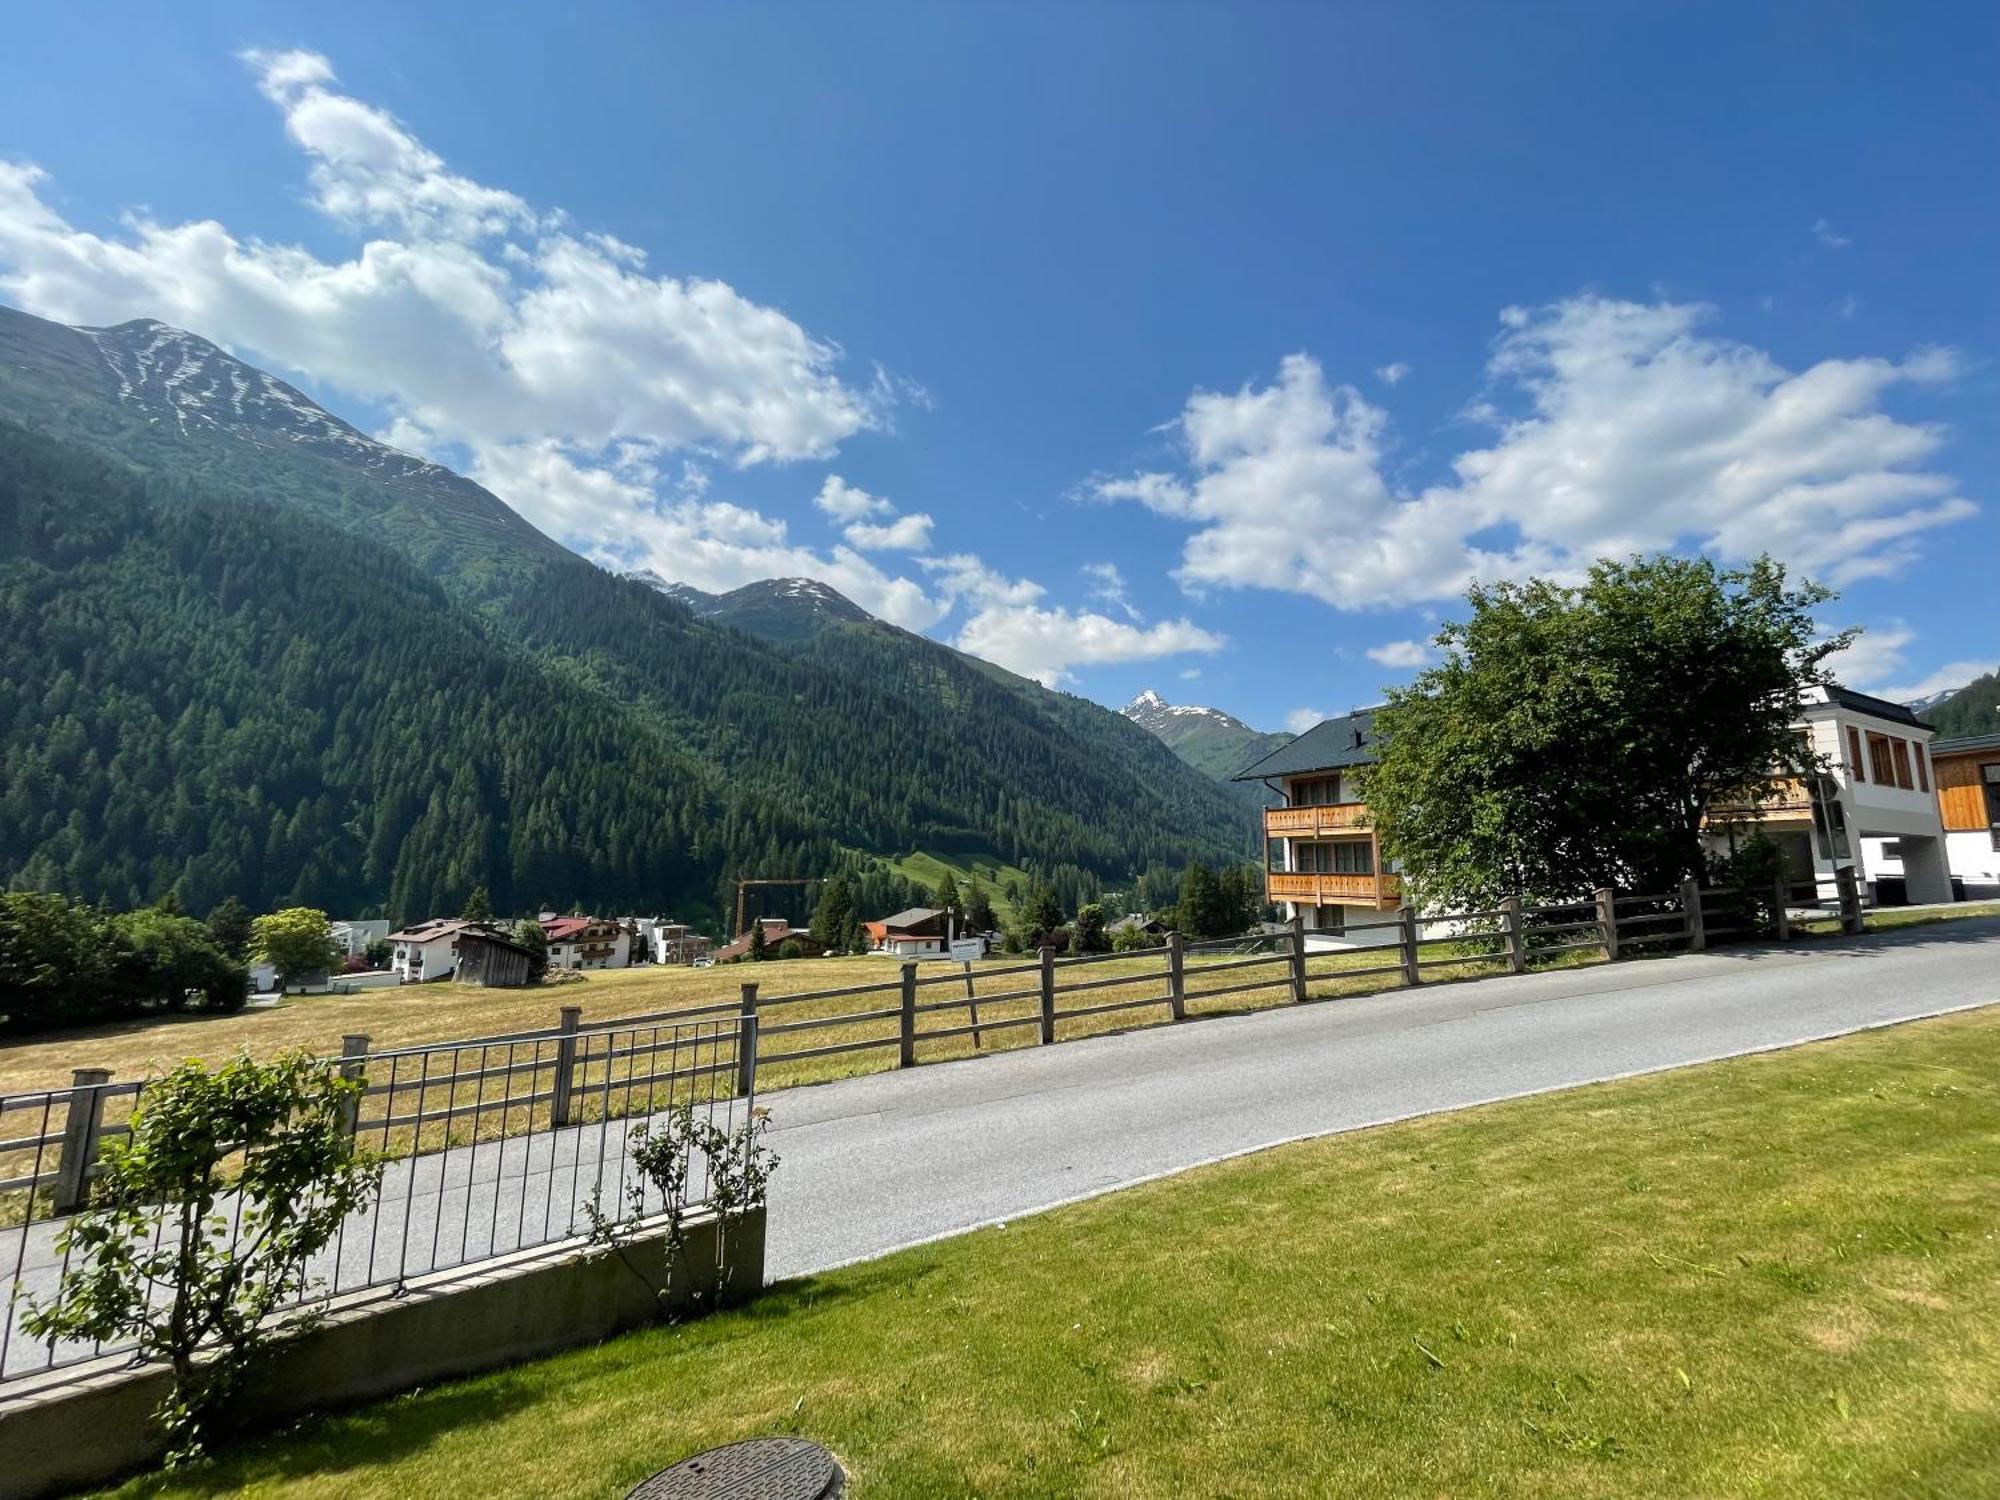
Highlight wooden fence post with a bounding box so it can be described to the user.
[1398,905,1421,987]
[52,1068,111,1215]
[1038,946,1057,1044]
[1835,864,1864,935]
[1772,876,1792,942]
[735,983,759,1097]
[899,962,918,1068]
[1681,877,1706,952]
[1166,931,1186,1022]
[550,1005,582,1126]
[1287,914,1308,1003]
[336,1034,370,1139]
[1596,887,1620,961]
[1500,896,1526,974]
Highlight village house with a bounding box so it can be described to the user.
[711,916,824,962]
[1706,686,1954,906]
[1233,710,1400,945]
[540,915,632,971]
[863,906,952,957]
[329,918,390,958]
[386,918,516,983]
[1925,731,2000,899]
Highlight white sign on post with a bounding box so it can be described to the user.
[948,938,984,964]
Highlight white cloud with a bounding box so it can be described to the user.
[1364,639,1433,669]
[1822,622,1917,691]
[1880,661,1996,704]
[1081,560,1142,621]
[812,475,892,522]
[955,604,1225,688]
[1094,298,1974,608]
[1375,361,1410,385]
[0,48,887,557]
[843,511,934,551]
[1812,217,1852,249]
[1284,708,1325,734]
[1179,667,1203,680]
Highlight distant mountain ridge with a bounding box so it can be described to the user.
[1121,689,1293,784]
[0,302,1254,920]
[1920,672,2000,740]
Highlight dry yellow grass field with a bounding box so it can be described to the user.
[0,936,1538,1099]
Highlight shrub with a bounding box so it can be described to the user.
[24,1053,381,1463]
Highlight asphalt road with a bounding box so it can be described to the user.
[759,917,2000,1278]
[7,919,1997,1379]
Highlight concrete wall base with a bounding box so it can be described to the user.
[0,1205,764,1500]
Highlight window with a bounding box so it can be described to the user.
[1916,747,1930,793]
[1891,738,1914,791]
[1867,732,1894,786]
[1292,775,1341,806]
[1847,726,1866,781]
[1986,763,2000,853]
[1295,840,1373,875]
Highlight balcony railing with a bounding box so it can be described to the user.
[1265,802,1373,837]
[1706,777,1813,822]
[1267,870,1403,907]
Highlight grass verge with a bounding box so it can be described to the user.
[101,1007,2000,1499]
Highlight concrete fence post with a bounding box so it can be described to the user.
[550,1005,583,1126]
[1772,876,1792,942]
[1500,896,1526,974]
[898,962,918,1068]
[1398,905,1421,987]
[1038,946,1057,1045]
[735,984,759,1097]
[51,1068,111,1215]
[1166,931,1186,1021]
[1596,887,1620,961]
[1835,864,1864,935]
[1681,877,1706,952]
[336,1034,370,1139]
[1287,914,1308,1004]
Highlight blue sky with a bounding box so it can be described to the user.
[3,1,1994,729]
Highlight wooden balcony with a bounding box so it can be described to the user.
[1265,802,1373,837]
[1266,870,1403,908]
[1706,777,1813,824]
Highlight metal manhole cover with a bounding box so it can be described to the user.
[626,1437,842,1500]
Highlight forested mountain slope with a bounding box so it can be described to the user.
[1925,672,2000,740]
[0,305,1253,919]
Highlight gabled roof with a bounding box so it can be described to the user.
[1232,710,1379,781]
[1820,684,1932,731]
[875,906,944,930]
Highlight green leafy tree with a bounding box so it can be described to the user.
[204,896,253,960]
[460,884,492,922]
[23,1053,382,1463]
[1021,885,1066,947]
[1176,862,1228,939]
[964,876,996,935]
[1368,556,1842,910]
[114,908,246,1014]
[248,907,340,988]
[809,875,855,950]
[1073,902,1110,954]
[778,937,805,960]
[933,870,962,917]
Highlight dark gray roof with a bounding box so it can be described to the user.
[875,906,943,929]
[1232,710,1378,781]
[1826,684,1931,731]
[1930,731,2000,755]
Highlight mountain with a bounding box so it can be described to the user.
[630,573,874,646]
[1922,672,2000,740]
[1122,690,1293,783]
[0,304,1256,921]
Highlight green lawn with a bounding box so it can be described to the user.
[100,1006,2000,1498]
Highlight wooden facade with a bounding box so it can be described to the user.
[1933,742,2000,833]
